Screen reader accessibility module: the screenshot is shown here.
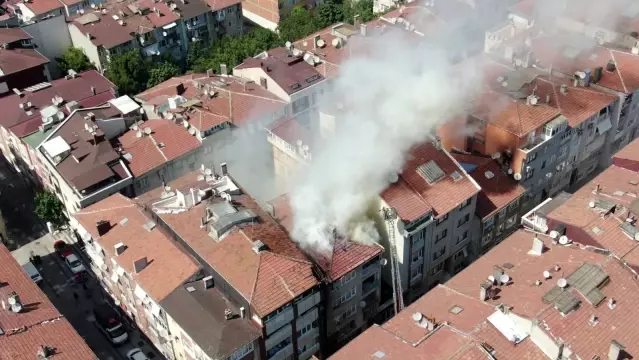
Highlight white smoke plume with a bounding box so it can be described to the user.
[290,29,483,255]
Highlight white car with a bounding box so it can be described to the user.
[22,262,43,284]
[64,254,86,274]
[126,348,150,360]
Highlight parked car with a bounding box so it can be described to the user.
[53,240,73,258]
[93,304,129,345]
[126,349,150,360]
[64,254,86,275]
[22,262,43,285]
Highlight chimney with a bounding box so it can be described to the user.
[583,69,591,86]
[606,60,616,72]
[224,309,233,320]
[133,257,148,273]
[493,266,505,284]
[609,340,624,360]
[560,84,568,95]
[480,281,492,301]
[114,242,126,255]
[239,306,246,318]
[220,64,228,76]
[176,82,185,95]
[354,14,360,28]
[260,77,267,89]
[202,275,214,289]
[545,94,551,104]
[360,23,367,37]
[96,220,110,236]
[314,35,321,50]
[206,68,215,77]
[529,237,544,256]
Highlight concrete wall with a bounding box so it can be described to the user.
[22,15,73,79]
[68,24,103,71]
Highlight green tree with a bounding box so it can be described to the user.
[147,61,180,88]
[315,0,345,28]
[56,47,93,74]
[342,0,376,25]
[106,49,148,95]
[277,7,319,42]
[34,191,66,226]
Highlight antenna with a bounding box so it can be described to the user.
[136,130,142,138]
[144,127,152,135]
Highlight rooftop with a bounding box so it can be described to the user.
[160,282,261,360]
[0,27,32,44]
[613,137,639,170]
[136,74,287,127]
[39,106,131,194]
[4,0,63,16]
[117,119,202,177]
[454,155,526,219]
[0,70,116,138]
[381,141,480,222]
[235,47,325,95]
[74,194,200,301]
[333,228,639,360]
[269,194,383,281]
[0,37,48,77]
[540,164,639,271]
[0,244,96,360]
[146,170,319,317]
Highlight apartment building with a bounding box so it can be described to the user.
[68,0,243,71]
[378,140,480,304]
[0,243,97,360]
[73,194,262,360]
[452,153,526,255]
[268,195,384,353]
[138,169,323,360]
[331,227,639,360]
[0,27,50,94]
[36,102,140,217]
[5,0,65,23]
[0,70,116,182]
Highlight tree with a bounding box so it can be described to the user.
[56,47,93,74]
[34,191,66,226]
[342,0,376,25]
[315,0,345,28]
[106,49,148,95]
[277,7,319,42]
[147,61,180,88]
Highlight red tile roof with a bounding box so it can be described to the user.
[467,159,526,219]
[0,47,48,76]
[0,244,97,360]
[0,70,116,138]
[267,116,313,147]
[136,74,286,126]
[202,0,241,11]
[71,13,135,49]
[335,227,639,360]
[118,119,201,177]
[381,142,480,221]
[74,194,200,301]
[149,172,319,316]
[270,194,383,281]
[544,164,639,268]
[0,27,32,44]
[613,137,639,171]
[10,0,64,16]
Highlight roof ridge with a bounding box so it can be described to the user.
[225,89,287,103]
[609,49,628,93]
[248,250,263,305]
[148,131,168,162]
[75,194,135,215]
[397,172,433,210]
[267,251,313,266]
[262,252,296,298]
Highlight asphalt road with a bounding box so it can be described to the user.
[0,154,47,250]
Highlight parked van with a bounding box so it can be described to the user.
[93,304,129,345]
[22,262,43,285]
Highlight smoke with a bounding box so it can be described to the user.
[289,29,483,254]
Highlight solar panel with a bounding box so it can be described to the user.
[417,160,445,184]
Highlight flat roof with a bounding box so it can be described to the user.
[42,135,70,158]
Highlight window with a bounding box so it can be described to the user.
[332,271,355,291]
[457,213,470,227]
[430,262,444,275]
[453,248,466,261]
[292,96,310,114]
[526,152,537,163]
[412,229,425,244]
[507,199,519,212]
[334,287,356,308]
[267,337,292,358]
[506,215,517,229]
[459,198,471,210]
[456,230,468,244]
[525,168,535,180]
[436,213,448,225]
[411,265,423,279]
[484,216,494,228]
[482,232,493,245]
[138,177,149,189]
[541,160,546,170]
[412,248,424,262]
[334,304,357,324]
[435,229,447,244]
[496,223,504,235]
[432,247,446,261]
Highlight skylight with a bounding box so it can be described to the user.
[417,160,445,184]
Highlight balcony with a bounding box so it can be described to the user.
[362,276,378,297]
[296,292,320,314]
[266,325,292,349]
[360,261,380,280]
[268,343,293,360]
[299,343,320,360]
[265,306,294,336]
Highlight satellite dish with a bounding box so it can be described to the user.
[543,270,551,279]
[589,201,596,208]
[359,301,367,308]
[488,275,495,283]
[183,120,190,128]
[317,39,325,48]
[634,232,639,241]
[380,258,388,266]
[513,173,522,181]
[285,41,292,49]
[530,96,538,105]
[507,168,513,175]
[139,108,145,114]
[559,236,570,245]
[188,128,196,135]
[540,225,549,233]
[296,139,303,147]
[500,274,510,285]
[549,230,559,239]
[557,278,568,288]
[205,168,213,176]
[388,173,399,184]
[412,312,424,322]
[167,113,174,120]
[8,296,17,305]
[136,130,142,138]
[164,186,171,192]
[144,127,152,135]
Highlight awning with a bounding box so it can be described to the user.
[162,22,177,30]
[596,118,612,134]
